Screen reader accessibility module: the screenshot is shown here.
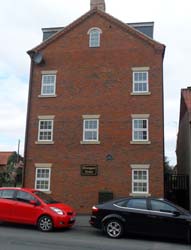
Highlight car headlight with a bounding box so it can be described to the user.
[50,207,64,215]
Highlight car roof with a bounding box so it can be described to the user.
[112,197,165,202]
[0,187,36,193]
[98,197,167,206]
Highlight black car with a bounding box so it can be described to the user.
[89,197,191,242]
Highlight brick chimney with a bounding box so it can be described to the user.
[90,0,106,12]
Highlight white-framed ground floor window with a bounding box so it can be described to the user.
[130,164,150,195]
[35,166,51,191]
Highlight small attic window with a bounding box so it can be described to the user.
[88,27,102,47]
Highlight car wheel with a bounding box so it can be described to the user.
[38,215,53,232]
[104,219,124,239]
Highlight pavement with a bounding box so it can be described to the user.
[75,215,91,227]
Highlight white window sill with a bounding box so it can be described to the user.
[37,190,52,194]
[38,94,57,98]
[89,46,100,48]
[43,191,52,194]
[35,141,55,145]
[131,92,151,96]
[80,141,101,145]
[129,193,151,197]
[130,141,151,145]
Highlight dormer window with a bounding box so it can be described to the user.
[88,27,102,47]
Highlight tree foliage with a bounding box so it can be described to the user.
[164,156,174,174]
[0,152,23,187]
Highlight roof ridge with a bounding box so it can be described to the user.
[96,10,164,48]
[28,8,97,54]
[28,8,165,55]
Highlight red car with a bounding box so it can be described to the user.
[0,187,76,231]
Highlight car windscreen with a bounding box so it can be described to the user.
[33,191,59,204]
[169,202,191,215]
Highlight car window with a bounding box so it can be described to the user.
[16,191,36,203]
[1,190,15,199]
[127,199,147,210]
[34,191,58,204]
[151,200,178,213]
[115,200,128,207]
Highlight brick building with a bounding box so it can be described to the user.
[176,87,191,209]
[0,152,14,172]
[24,0,165,213]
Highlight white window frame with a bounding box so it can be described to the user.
[41,74,56,96]
[35,168,51,192]
[38,119,54,142]
[133,71,148,93]
[88,27,102,48]
[83,119,99,142]
[132,169,149,194]
[132,67,150,94]
[132,118,149,141]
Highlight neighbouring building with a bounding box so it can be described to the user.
[24,0,165,213]
[176,87,191,209]
[0,152,14,172]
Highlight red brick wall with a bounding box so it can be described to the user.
[24,13,164,213]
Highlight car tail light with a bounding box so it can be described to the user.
[92,206,99,213]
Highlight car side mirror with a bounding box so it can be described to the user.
[173,211,180,217]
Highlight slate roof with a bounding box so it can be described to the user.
[42,22,154,41]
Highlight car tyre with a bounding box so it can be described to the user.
[37,215,53,232]
[104,219,124,239]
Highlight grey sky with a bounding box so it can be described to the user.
[0,0,191,165]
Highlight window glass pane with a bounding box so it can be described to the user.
[134,170,147,180]
[134,83,139,91]
[92,120,97,129]
[85,120,89,129]
[134,131,139,140]
[115,200,128,207]
[134,182,147,192]
[89,120,94,129]
[16,191,35,202]
[143,120,147,128]
[142,72,147,81]
[134,120,138,128]
[133,71,148,92]
[84,119,98,141]
[92,131,97,140]
[2,190,15,199]
[90,29,100,47]
[133,119,148,141]
[39,120,53,141]
[85,131,93,140]
[36,168,50,191]
[151,200,178,213]
[133,170,148,193]
[143,131,147,140]
[42,75,56,95]
[134,73,139,81]
[127,199,147,209]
